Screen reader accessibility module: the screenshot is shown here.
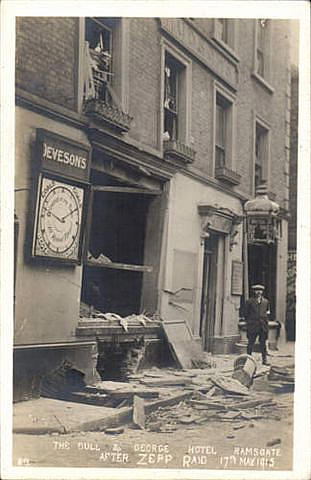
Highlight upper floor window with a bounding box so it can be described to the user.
[256,19,267,77]
[162,45,195,164]
[252,19,274,92]
[213,83,240,185]
[215,91,233,169]
[84,18,115,103]
[164,52,184,141]
[82,18,132,133]
[255,122,269,191]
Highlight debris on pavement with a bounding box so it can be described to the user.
[266,438,282,447]
[232,354,257,387]
[211,375,250,396]
[104,426,124,435]
[132,395,145,429]
[268,365,295,392]
[14,346,295,436]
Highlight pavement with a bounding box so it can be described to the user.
[13,397,117,435]
[13,342,295,436]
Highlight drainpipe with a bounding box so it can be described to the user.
[243,217,249,302]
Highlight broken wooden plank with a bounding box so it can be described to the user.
[190,400,227,410]
[133,395,145,429]
[72,391,193,433]
[230,396,274,410]
[85,386,159,399]
[92,186,161,195]
[86,261,153,273]
[140,377,191,387]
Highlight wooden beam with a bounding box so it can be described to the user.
[86,261,153,273]
[92,186,161,195]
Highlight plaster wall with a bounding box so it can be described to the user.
[14,107,90,345]
[160,173,243,341]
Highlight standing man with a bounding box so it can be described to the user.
[244,285,270,365]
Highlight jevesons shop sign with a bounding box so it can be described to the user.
[36,129,91,182]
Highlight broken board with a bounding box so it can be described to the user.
[162,320,204,369]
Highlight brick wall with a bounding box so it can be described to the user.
[128,18,161,149]
[16,17,78,110]
[15,17,291,203]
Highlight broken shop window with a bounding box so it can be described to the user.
[80,167,162,318]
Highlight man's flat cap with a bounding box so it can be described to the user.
[251,284,265,291]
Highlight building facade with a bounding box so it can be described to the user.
[14,17,292,399]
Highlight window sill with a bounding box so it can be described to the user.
[251,72,275,94]
[83,99,133,133]
[215,166,241,185]
[163,139,196,165]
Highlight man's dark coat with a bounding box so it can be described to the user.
[244,296,270,336]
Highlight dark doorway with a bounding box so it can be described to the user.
[248,243,277,317]
[200,233,220,352]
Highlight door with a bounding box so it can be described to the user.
[200,233,219,351]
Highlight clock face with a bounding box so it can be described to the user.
[34,177,84,261]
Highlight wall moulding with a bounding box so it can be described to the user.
[198,204,243,250]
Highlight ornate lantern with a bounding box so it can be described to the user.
[244,184,281,244]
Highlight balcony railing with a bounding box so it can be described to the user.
[215,166,241,185]
[163,139,196,165]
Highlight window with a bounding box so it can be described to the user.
[256,19,267,77]
[215,98,227,168]
[213,84,240,184]
[252,19,274,92]
[84,18,115,103]
[215,92,232,169]
[80,163,164,318]
[164,53,184,141]
[254,121,269,191]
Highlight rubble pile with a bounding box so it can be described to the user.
[268,364,295,392]
[143,379,285,433]
[37,350,294,435]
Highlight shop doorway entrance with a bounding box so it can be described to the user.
[200,232,225,351]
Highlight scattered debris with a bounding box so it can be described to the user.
[232,354,257,388]
[268,365,295,392]
[140,376,192,387]
[233,424,245,430]
[133,396,145,429]
[104,426,124,435]
[211,375,250,396]
[266,438,281,447]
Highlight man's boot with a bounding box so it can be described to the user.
[262,353,270,366]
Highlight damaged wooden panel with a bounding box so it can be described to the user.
[162,320,204,369]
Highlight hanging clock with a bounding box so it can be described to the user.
[33,176,85,262]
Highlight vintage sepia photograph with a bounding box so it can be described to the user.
[1,1,310,479]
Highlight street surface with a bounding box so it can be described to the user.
[13,411,293,471]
